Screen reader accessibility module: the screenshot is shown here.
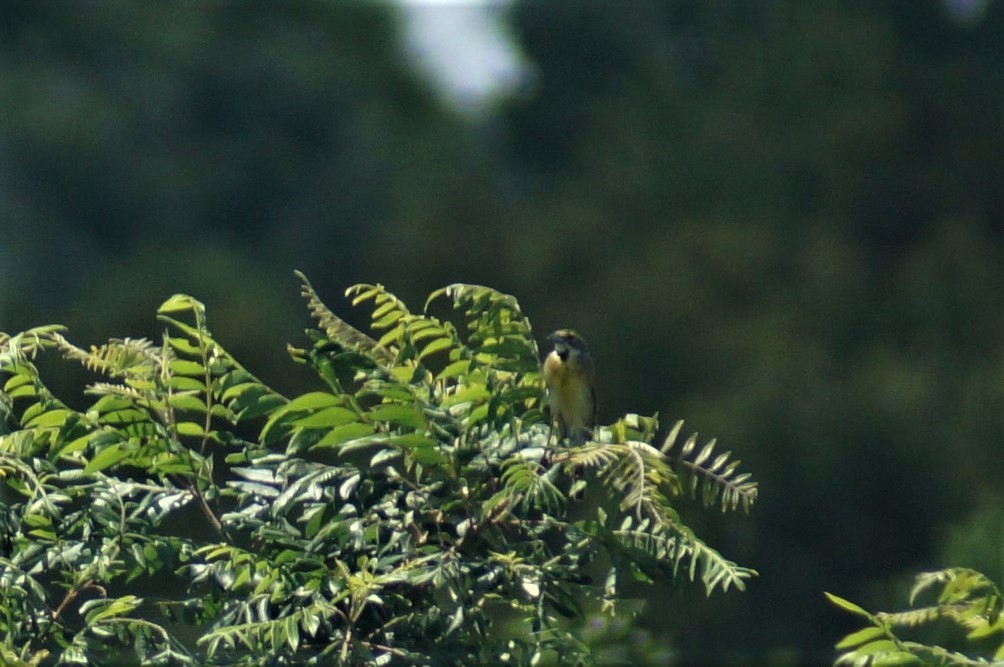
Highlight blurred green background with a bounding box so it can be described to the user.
[2,1,1000,663]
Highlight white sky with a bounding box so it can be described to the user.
[395,1,529,112]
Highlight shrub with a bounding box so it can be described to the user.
[0,275,756,665]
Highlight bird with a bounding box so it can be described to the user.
[542,329,596,445]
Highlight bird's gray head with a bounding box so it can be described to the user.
[548,329,588,361]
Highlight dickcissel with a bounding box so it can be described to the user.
[543,329,596,445]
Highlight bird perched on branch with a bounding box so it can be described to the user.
[543,329,596,445]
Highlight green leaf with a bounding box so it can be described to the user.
[158,294,206,315]
[232,566,251,590]
[418,336,454,361]
[437,359,471,381]
[234,392,287,421]
[292,406,358,429]
[83,595,141,623]
[169,376,206,392]
[22,513,51,528]
[825,592,873,619]
[300,610,321,638]
[852,639,900,656]
[24,408,73,429]
[3,372,34,392]
[56,433,95,458]
[170,360,207,376]
[285,615,300,652]
[388,433,438,449]
[5,381,38,399]
[259,394,346,445]
[389,434,445,465]
[835,626,887,649]
[176,421,205,437]
[368,404,426,430]
[441,385,490,408]
[166,336,202,355]
[284,391,342,412]
[85,443,127,473]
[170,394,207,412]
[313,423,376,449]
[221,381,262,403]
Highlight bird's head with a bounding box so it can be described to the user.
[548,329,589,361]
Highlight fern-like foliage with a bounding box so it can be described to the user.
[0,274,758,665]
[566,433,755,596]
[829,567,1004,666]
[296,271,396,365]
[661,419,759,513]
[48,333,160,378]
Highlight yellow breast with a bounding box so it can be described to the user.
[544,351,594,441]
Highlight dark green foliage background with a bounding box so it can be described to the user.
[1,1,1001,662]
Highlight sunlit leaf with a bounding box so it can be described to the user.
[291,406,358,429]
[176,421,205,437]
[84,443,127,473]
[368,404,426,430]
